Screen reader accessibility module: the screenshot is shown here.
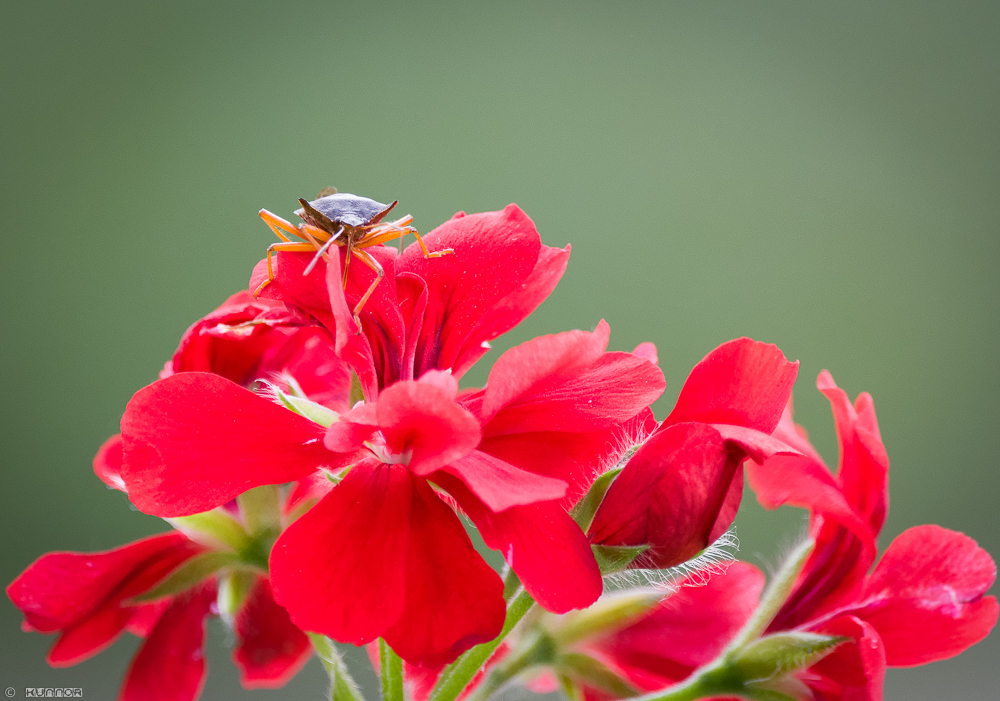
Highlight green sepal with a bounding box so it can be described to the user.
[238,484,282,535]
[217,568,257,624]
[730,632,845,681]
[556,653,640,698]
[557,674,584,701]
[349,371,365,407]
[272,384,340,428]
[549,589,662,645]
[167,510,249,552]
[592,543,649,574]
[570,468,621,531]
[130,551,242,603]
[379,638,404,701]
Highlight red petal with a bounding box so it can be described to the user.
[324,403,379,453]
[479,324,665,436]
[631,342,658,365]
[663,338,798,434]
[745,454,872,547]
[588,423,737,568]
[770,519,872,633]
[706,460,743,543]
[817,371,889,537]
[443,450,567,512]
[164,291,306,385]
[589,562,765,690]
[452,242,571,378]
[121,373,338,517]
[269,460,411,645]
[251,252,339,334]
[437,473,602,613]
[488,351,665,437]
[397,272,429,382]
[382,476,506,666]
[401,206,543,378]
[94,434,126,492]
[48,605,133,667]
[263,326,353,413]
[376,380,482,476]
[808,615,886,701]
[853,525,998,666]
[709,423,800,464]
[479,323,609,423]
[234,578,311,689]
[7,532,191,633]
[772,398,827,466]
[126,601,170,637]
[284,473,336,517]
[478,410,657,510]
[119,582,216,701]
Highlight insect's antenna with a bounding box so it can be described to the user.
[303,227,345,276]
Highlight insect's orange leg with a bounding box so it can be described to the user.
[411,230,454,259]
[259,209,308,243]
[350,249,385,323]
[253,242,317,297]
[358,227,406,248]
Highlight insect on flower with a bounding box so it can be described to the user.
[254,187,454,317]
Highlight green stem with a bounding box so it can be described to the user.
[628,664,744,701]
[729,538,814,650]
[379,638,404,701]
[308,633,366,701]
[427,588,536,701]
[464,631,556,701]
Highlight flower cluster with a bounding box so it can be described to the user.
[8,194,996,701]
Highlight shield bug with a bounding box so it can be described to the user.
[254,188,453,318]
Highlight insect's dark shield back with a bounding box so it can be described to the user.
[296,193,396,230]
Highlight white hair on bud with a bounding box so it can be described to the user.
[603,528,740,593]
[255,378,284,405]
[578,417,657,497]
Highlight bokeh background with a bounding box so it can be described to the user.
[2,0,997,698]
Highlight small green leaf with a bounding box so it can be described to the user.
[273,385,340,428]
[131,551,242,603]
[570,468,621,531]
[592,543,649,575]
[731,632,845,681]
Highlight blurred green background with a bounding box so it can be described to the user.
[2,0,997,698]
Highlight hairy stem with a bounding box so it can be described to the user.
[308,633,366,701]
[427,588,536,701]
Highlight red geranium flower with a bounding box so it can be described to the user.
[250,204,570,398]
[6,530,312,701]
[587,337,800,568]
[742,372,999,700]
[118,321,662,665]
